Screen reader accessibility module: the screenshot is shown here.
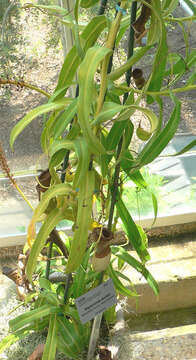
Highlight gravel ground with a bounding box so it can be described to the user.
[0,257,69,360]
[109,327,196,360]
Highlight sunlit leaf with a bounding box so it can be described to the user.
[165,53,186,77]
[162,0,179,15]
[42,314,58,360]
[169,138,196,156]
[52,99,78,139]
[92,102,125,126]
[111,246,159,295]
[107,263,138,297]
[66,170,95,272]
[147,5,168,103]
[136,96,181,167]
[72,248,91,298]
[116,197,150,263]
[27,208,65,282]
[9,304,59,332]
[80,0,99,8]
[56,16,108,91]
[78,46,111,154]
[108,45,153,81]
[10,99,71,149]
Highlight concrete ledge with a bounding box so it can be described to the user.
[125,277,196,314]
[122,237,196,314]
[109,323,196,360]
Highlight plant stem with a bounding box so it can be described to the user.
[87,2,112,358]
[45,241,53,279]
[61,87,79,302]
[61,150,70,183]
[0,142,34,210]
[107,1,137,231]
[98,0,108,15]
[64,273,72,303]
[88,3,137,358]
[14,183,34,211]
[164,16,196,22]
[0,78,50,98]
[117,84,196,96]
[124,0,137,101]
[107,137,122,231]
[96,1,128,115]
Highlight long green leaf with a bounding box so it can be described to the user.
[27,208,65,282]
[147,4,168,103]
[92,102,125,126]
[151,192,158,225]
[10,99,71,149]
[186,71,196,86]
[66,170,95,272]
[63,306,90,345]
[42,314,58,360]
[105,121,128,152]
[162,0,179,15]
[123,120,134,150]
[31,183,72,225]
[111,246,159,295]
[52,98,78,139]
[49,139,75,158]
[57,317,83,357]
[187,49,196,69]
[120,150,147,189]
[56,15,108,91]
[101,120,128,172]
[9,304,59,332]
[147,0,162,45]
[108,45,153,81]
[116,197,150,263]
[136,96,181,167]
[0,328,31,354]
[170,139,196,156]
[117,105,159,133]
[74,0,80,23]
[72,248,91,298]
[80,0,99,8]
[107,263,138,297]
[78,46,111,154]
[72,137,90,189]
[164,53,186,77]
[115,15,130,46]
[121,152,158,221]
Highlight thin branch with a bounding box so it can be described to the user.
[116,84,196,96]
[0,78,50,98]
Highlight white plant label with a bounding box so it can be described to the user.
[75,278,117,324]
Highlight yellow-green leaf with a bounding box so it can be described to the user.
[78,46,112,155]
[66,170,95,272]
[10,99,71,149]
[26,208,65,282]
